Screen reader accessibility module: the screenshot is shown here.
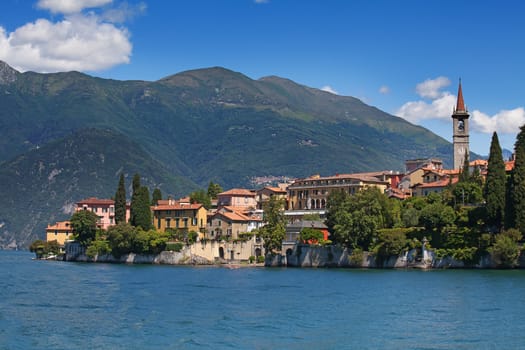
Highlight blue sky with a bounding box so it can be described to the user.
[1,0,524,156]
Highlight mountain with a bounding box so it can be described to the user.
[0,61,454,248]
[0,128,197,248]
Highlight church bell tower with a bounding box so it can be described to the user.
[452,79,470,170]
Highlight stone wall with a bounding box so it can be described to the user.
[64,239,262,265]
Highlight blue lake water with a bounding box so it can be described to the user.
[2,250,525,349]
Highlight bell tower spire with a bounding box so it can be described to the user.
[452,79,470,170]
[455,78,466,112]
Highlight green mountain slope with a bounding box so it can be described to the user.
[0,128,197,248]
[0,60,456,248]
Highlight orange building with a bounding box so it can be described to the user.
[46,221,73,246]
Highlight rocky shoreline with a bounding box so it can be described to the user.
[59,241,525,269]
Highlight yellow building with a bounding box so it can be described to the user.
[152,200,207,235]
[207,206,263,240]
[256,186,288,209]
[287,173,389,211]
[46,221,73,246]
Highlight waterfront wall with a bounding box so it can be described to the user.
[283,244,427,268]
[65,239,262,264]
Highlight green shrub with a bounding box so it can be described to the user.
[489,235,521,268]
[86,239,111,258]
[166,242,184,252]
[349,247,363,266]
[249,255,255,263]
[257,255,265,263]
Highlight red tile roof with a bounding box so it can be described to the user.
[505,160,515,172]
[77,198,114,205]
[470,159,487,167]
[262,186,287,194]
[218,188,256,196]
[153,203,203,211]
[416,177,458,189]
[46,221,71,230]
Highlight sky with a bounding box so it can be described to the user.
[1,0,524,156]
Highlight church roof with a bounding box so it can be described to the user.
[455,79,467,113]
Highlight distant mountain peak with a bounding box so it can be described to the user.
[0,60,18,85]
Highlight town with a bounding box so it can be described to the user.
[33,82,523,268]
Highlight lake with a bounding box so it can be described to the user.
[1,250,525,349]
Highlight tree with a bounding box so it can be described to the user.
[459,151,470,183]
[107,223,137,258]
[373,228,409,263]
[130,173,141,227]
[134,186,152,230]
[508,124,525,234]
[489,229,522,268]
[299,227,324,244]
[484,132,506,231]
[452,181,483,206]
[114,173,127,224]
[259,196,286,253]
[207,181,223,199]
[326,187,391,249]
[190,189,212,209]
[151,188,162,206]
[70,210,99,246]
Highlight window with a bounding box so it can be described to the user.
[166,218,171,228]
[175,218,180,228]
[183,218,188,228]
[192,217,197,226]
[102,207,108,213]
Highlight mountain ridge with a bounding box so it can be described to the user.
[0,60,456,248]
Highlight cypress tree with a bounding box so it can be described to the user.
[115,173,127,224]
[509,124,525,233]
[484,132,506,231]
[459,151,470,183]
[130,174,141,227]
[151,188,162,206]
[134,186,152,230]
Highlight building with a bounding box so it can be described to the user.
[256,186,288,209]
[412,176,458,197]
[207,206,263,240]
[46,221,73,246]
[152,199,208,236]
[452,80,470,170]
[282,220,329,255]
[405,158,443,173]
[287,173,390,212]
[75,197,130,230]
[217,188,257,209]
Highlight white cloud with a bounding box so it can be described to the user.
[102,2,147,23]
[396,76,525,136]
[396,92,455,123]
[37,0,113,14]
[471,108,525,134]
[321,85,338,95]
[415,76,450,99]
[379,85,390,94]
[0,1,133,73]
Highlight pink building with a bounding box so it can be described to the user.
[217,189,257,209]
[75,197,130,230]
